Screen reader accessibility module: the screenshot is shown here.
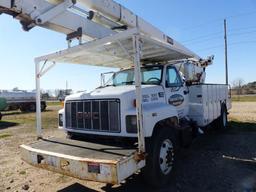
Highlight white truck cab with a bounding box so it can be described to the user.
[59,62,230,140]
[59,64,188,138]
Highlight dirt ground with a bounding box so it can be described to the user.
[0,102,256,192]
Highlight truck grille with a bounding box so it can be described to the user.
[65,99,121,133]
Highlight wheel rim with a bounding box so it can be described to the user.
[159,139,174,175]
[223,110,227,127]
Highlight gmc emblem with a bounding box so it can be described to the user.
[77,112,99,120]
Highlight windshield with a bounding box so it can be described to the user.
[105,66,163,86]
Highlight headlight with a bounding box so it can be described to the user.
[126,115,137,133]
[59,114,63,127]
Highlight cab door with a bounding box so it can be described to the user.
[165,66,189,119]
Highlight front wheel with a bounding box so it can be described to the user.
[143,128,177,188]
[66,132,75,140]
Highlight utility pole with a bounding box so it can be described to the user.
[66,80,68,90]
[66,80,68,94]
[224,19,228,85]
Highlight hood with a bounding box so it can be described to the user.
[66,85,164,100]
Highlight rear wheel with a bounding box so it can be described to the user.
[0,112,2,120]
[41,102,46,112]
[29,103,36,112]
[218,104,228,129]
[20,104,28,112]
[143,128,177,188]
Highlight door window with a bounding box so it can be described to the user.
[166,67,182,87]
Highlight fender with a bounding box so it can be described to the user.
[142,102,178,137]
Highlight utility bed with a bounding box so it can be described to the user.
[189,84,231,126]
[20,138,145,184]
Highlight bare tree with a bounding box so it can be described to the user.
[54,89,61,98]
[232,78,245,99]
[12,87,19,91]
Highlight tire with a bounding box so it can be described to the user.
[0,112,2,120]
[66,132,74,139]
[29,103,36,112]
[20,107,26,112]
[218,104,228,129]
[142,128,177,188]
[20,104,29,112]
[41,103,46,112]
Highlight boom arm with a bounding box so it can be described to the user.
[0,0,115,40]
[0,0,202,61]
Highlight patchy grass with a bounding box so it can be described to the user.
[229,102,256,122]
[5,172,13,177]
[0,106,62,133]
[19,170,26,175]
[47,101,62,106]
[228,102,256,133]
[232,95,256,102]
[56,175,70,183]
[0,133,12,139]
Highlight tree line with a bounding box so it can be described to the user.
[232,79,256,95]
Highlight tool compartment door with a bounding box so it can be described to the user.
[188,84,230,127]
[20,138,143,184]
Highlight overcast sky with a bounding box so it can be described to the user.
[0,0,256,92]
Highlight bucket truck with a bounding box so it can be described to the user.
[0,0,231,187]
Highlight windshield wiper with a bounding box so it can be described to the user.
[96,84,115,89]
[104,84,116,87]
[119,81,159,85]
[141,82,159,85]
[121,81,135,85]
